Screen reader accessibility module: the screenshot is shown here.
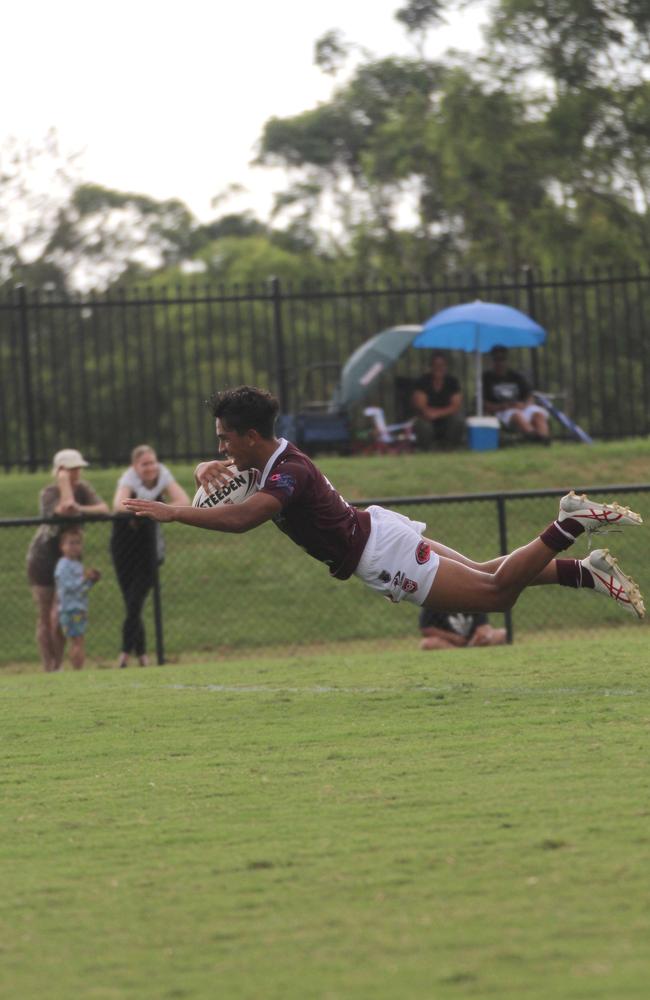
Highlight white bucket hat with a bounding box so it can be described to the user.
[52,448,89,473]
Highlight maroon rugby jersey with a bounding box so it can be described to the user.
[258,439,371,580]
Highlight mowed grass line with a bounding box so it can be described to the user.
[1,634,649,999]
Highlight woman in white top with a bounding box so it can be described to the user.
[111,444,190,668]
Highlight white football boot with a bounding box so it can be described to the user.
[559,491,642,544]
[581,548,645,619]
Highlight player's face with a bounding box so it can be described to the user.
[215,419,255,470]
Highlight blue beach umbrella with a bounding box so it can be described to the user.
[413,300,547,415]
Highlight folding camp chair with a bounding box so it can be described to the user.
[362,407,416,454]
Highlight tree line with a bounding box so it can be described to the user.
[1,0,648,297]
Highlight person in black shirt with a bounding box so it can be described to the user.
[111,445,190,668]
[411,351,464,450]
[482,345,550,443]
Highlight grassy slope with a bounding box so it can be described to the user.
[2,437,649,515]
[321,437,650,503]
[2,635,650,999]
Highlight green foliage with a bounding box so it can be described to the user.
[313,29,351,75]
[255,1,650,276]
[193,211,267,242]
[2,3,650,291]
[487,0,650,89]
[260,57,439,178]
[188,234,318,284]
[395,0,447,35]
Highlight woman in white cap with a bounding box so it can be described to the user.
[26,449,109,672]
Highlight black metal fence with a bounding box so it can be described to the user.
[1,268,650,471]
[3,485,648,671]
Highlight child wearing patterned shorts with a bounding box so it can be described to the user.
[54,528,101,670]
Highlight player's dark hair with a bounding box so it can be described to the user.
[208,386,279,439]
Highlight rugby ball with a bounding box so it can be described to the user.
[192,468,259,508]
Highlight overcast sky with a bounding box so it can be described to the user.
[4,0,488,222]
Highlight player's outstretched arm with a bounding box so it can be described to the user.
[123,491,281,534]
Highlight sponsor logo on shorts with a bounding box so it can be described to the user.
[379,570,391,583]
[415,541,431,565]
[392,571,418,594]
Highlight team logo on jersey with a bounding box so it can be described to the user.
[379,570,391,583]
[415,541,431,565]
[268,472,296,495]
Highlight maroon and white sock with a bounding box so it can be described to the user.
[555,559,595,589]
[539,517,585,552]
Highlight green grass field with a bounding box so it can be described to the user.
[2,633,649,999]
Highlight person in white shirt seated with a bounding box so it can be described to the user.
[482,345,551,444]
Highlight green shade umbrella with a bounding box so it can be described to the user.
[331,325,421,410]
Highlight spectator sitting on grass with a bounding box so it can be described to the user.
[419,607,506,650]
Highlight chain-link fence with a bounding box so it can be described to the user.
[3,486,648,669]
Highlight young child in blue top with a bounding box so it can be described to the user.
[54,527,101,670]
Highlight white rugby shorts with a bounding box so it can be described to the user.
[497,403,547,427]
[354,505,440,606]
